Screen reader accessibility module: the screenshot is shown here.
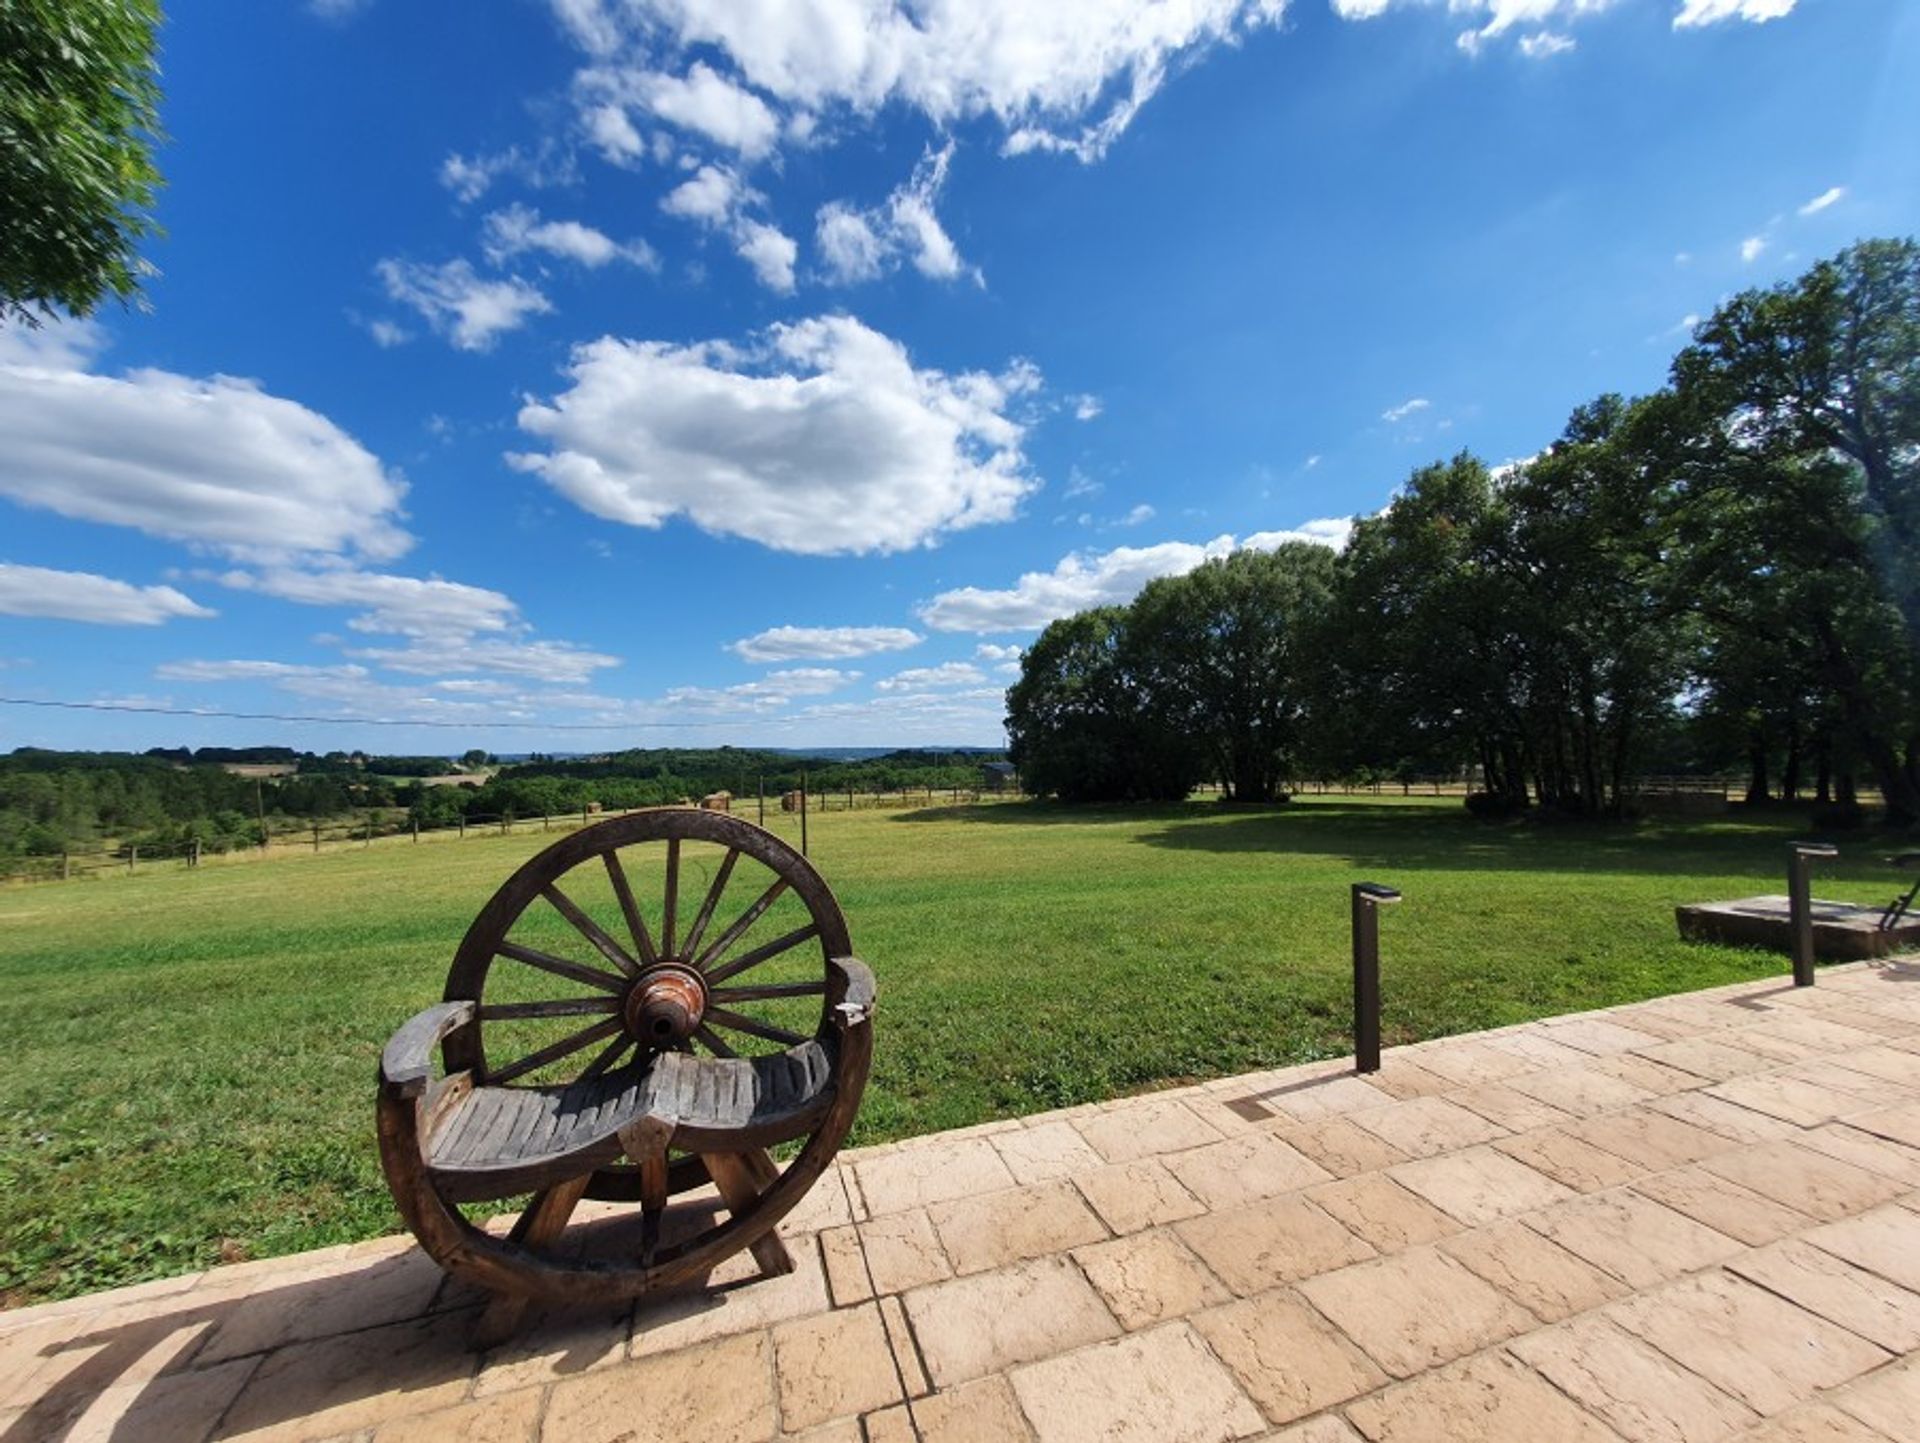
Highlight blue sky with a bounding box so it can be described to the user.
[2,0,1915,754]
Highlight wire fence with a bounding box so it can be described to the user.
[0,786,1028,887]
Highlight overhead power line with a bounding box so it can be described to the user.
[0,696,743,731]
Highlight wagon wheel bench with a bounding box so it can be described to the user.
[375,808,875,1346]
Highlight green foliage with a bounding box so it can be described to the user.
[1006,608,1207,801]
[0,0,164,323]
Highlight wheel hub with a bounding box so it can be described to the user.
[624,963,708,1046]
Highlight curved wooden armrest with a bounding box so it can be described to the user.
[382,1001,477,1098]
[826,956,876,1030]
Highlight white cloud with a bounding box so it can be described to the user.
[875,662,987,692]
[1382,396,1430,423]
[1118,504,1156,526]
[1062,468,1103,500]
[0,315,107,370]
[816,205,888,284]
[548,0,1291,165]
[1798,185,1845,216]
[513,315,1041,556]
[155,659,366,682]
[821,143,983,287]
[366,319,412,348]
[728,625,924,663]
[438,144,575,204]
[220,568,521,640]
[660,165,798,292]
[1740,234,1767,263]
[662,163,747,223]
[0,564,215,626]
[817,144,976,287]
[1673,0,1796,28]
[1340,1,1792,54]
[1072,394,1103,421]
[734,220,799,293]
[665,666,861,713]
[347,638,621,685]
[975,643,1022,662]
[919,522,1352,632]
[1304,454,1322,469]
[582,61,782,159]
[1518,31,1576,58]
[482,204,659,269]
[376,258,552,351]
[1243,516,1355,550]
[0,353,410,562]
[919,535,1238,632]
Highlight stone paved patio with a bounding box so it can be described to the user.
[7,960,1920,1442]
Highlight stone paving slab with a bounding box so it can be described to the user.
[6,959,1920,1441]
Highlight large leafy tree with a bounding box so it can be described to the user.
[1,0,164,323]
[1129,544,1336,803]
[1672,239,1920,821]
[1004,608,1206,803]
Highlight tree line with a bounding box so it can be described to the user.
[0,745,1006,864]
[1008,239,1920,824]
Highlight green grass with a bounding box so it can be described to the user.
[0,795,1900,1304]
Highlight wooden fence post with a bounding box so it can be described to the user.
[459,815,466,840]
[313,824,321,852]
[190,839,201,869]
[800,771,809,857]
[128,845,137,873]
[412,819,419,843]
[61,851,69,881]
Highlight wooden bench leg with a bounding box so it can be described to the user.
[706,1151,795,1277]
[473,1173,590,1349]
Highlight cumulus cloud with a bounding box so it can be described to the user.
[547,0,1291,165]
[727,625,924,663]
[0,315,107,370]
[875,662,987,691]
[817,143,975,286]
[1798,185,1845,216]
[578,60,781,159]
[1382,396,1430,423]
[1740,234,1768,263]
[660,164,798,292]
[1071,394,1103,422]
[1674,0,1797,27]
[482,204,659,269]
[0,564,216,626]
[347,638,621,685]
[513,315,1041,556]
[0,348,410,562]
[219,568,521,640]
[155,659,365,682]
[919,522,1353,632]
[376,258,552,351]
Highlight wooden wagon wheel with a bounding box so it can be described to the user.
[376,808,872,1334]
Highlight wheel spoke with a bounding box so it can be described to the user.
[497,940,627,994]
[704,923,820,986]
[692,1024,739,1058]
[603,851,659,966]
[489,1017,626,1084]
[705,1006,808,1048]
[579,1035,636,1080]
[662,837,681,957]
[680,849,739,962]
[480,997,620,1020]
[710,980,827,1003]
[693,878,790,971]
[541,883,639,978]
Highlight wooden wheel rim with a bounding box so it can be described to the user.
[441,807,852,1084]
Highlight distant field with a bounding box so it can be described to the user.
[0,795,1900,1304]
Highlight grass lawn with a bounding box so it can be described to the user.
[0,794,1902,1304]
